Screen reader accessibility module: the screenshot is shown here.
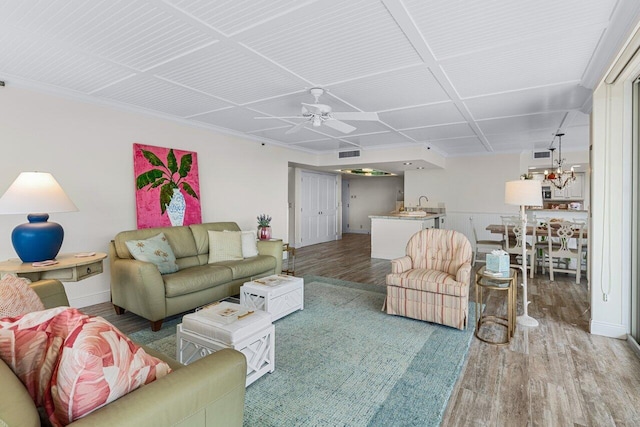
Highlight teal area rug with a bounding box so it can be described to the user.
[129,275,475,427]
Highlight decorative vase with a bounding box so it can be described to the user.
[166,188,186,226]
[259,226,272,240]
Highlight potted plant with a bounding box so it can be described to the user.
[257,214,272,240]
[136,148,199,226]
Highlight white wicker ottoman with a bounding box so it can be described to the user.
[240,275,304,321]
[176,302,274,386]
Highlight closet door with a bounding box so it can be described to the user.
[300,171,338,247]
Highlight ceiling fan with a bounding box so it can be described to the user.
[256,88,379,135]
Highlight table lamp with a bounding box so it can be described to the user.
[0,172,78,262]
[505,179,542,327]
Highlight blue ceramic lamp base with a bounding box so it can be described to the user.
[12,213,64,263]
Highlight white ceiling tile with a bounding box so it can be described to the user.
[191,107,287,132]
[429,136,485,153]
[93,76,231,117]
[478,112,566,136]
[440,27,606,98]
[464,84,592,120]
[401,123,476,141]
[404,0,617,60]
[342,132,416,147]
[166,0,317,36]
[291,139,355,152]
[379,103,465,130]
[327,66,449,111]
[248,126,330,144]
[153,44,307,104]
[0,27,134,93]
[3,0,217,71]
[237,0,422,84]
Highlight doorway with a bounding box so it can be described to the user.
[299,170,339,247]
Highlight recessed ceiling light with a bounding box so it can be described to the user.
[417,166,424,170]
[403,162,412,165]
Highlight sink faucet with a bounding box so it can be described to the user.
[418,195,429,206]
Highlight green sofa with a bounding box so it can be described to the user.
[110,222,283,331]
[0,279,247,427]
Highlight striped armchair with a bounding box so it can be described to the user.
[384,229,473,330]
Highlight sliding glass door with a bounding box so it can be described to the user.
[631,76,640,343]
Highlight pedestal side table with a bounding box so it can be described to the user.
[475,265,518,345]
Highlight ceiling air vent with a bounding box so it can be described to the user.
[533,151,551,159]
[338,150,360,159]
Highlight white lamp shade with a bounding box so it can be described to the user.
[0,172,78,214]
[505,180,542,207]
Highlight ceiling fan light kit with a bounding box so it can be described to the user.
[256,87,379,135]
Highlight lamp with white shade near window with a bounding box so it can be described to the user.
[505,179,543,327]
[0,172,78,262]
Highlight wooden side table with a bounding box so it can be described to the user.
[475,265,518,345]
[0,252,107,282]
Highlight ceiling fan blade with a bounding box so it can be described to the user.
[323,118,356,134]
[285,121,308,135]
[331,112,379,121]
[255,116,303,119]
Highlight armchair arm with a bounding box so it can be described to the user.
[455,262,472,286]
[256,239,283,274]
[71,349,247,427]
[109,241,167,322]
[29,279,69,308]
[390,256,412,274]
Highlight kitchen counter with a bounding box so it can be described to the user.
[369,212,446,259]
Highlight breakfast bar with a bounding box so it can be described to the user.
[369,212,446,259]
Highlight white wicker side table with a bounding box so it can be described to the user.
[240,275,304,321]
[176,302,274,386]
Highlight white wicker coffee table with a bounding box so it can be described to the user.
[240,275,304,321]
[176,302,274,386]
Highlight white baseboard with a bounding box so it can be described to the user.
[628,336,640,358]
[590,319,627,339]
[71,290,111,308]
[345,229,370,234]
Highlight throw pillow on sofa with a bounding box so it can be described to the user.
[241,230,259,258]
[0,274,45,318]
[0,307,171,426]
[208,230,243,263]
[125,232,179,274]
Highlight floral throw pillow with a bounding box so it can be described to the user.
[0,307,171,426]
[0,274,44,318]
[125,232,179,274]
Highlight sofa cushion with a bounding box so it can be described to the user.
[0,274,44,318]
[212,255,276,280]
[241,231,259,258]
[115,226,199,263]
[163,265,233,298]
[125,233,180,274]
[386,269,467,297]
[0,360,40,427]
[0,307,171,426]
[189,222,241,258]
[208,230,243,263]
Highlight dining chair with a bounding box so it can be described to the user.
[573,218,589,274]
[533,217,563,274]
[542,220,585,284]
[502,216,536,278]
[469,217,503,266]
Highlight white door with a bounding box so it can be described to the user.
[300,171,338,247]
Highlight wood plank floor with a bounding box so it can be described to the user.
[83,233,640,426]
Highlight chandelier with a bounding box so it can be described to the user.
[544,133,575,190]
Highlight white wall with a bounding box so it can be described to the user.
[590,23,640,338]
[0,86,314,307]
[344,176,403,233]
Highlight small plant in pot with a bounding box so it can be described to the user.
[257,214,272,240]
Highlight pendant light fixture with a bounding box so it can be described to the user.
[544,133,575,190]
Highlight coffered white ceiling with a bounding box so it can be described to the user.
[1,0,639,158]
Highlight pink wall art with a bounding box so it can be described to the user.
[133,143,202,229]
